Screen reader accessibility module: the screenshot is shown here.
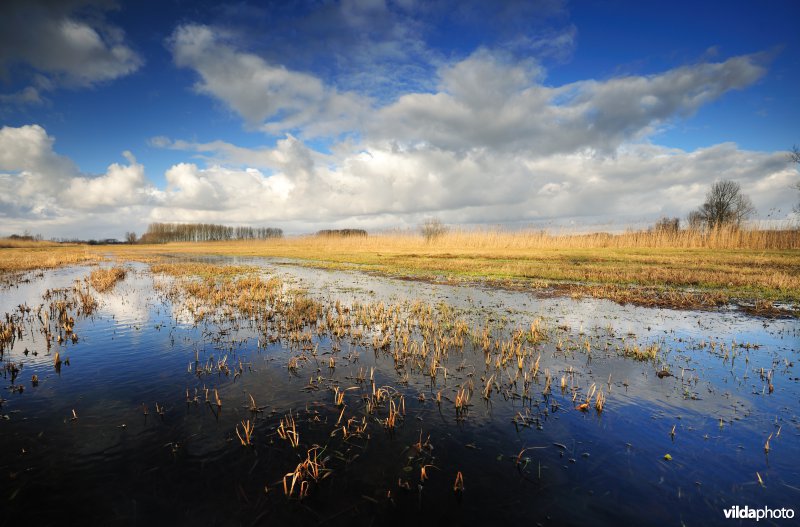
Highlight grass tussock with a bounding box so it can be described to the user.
[89,266,127,292]
[150,262,259,279]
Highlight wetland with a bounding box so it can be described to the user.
[1,255,798,526]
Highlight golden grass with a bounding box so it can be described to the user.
[0,244,97,273]
[151,262,259,280]
[106,227,800,304]
[88,266,126,292]
[0,238,60,249]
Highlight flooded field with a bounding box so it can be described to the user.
[1,257,798,526]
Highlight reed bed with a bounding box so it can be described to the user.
[0,238,61,249]
[414,226,800,251]
[107,226,800,305]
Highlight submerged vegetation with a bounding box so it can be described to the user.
[0,255,796,525]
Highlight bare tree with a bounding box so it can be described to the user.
[686,211,705,230]
[652,217,680,233]
[690,180,755,230]
[791,145,800,213]
[420,218,448,242]
[124,231,137,244]
[790,145,800,164]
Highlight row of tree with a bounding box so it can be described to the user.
[316,229,368,237]
[137,223,283,243]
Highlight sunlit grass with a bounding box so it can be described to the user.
[88,266,126,292]
[0,242,97,273]
[106,227,800,304]
[0,238,60,249]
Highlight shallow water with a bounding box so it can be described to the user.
[1,259,798,526]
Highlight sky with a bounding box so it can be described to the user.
[1,0,798,240]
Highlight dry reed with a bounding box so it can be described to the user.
[89,266,126,292]
[106,226,800,304]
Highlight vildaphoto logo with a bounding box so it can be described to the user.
[724,505,795,521]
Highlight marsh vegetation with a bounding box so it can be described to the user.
[0,251,797,525]
[107,226,800,310]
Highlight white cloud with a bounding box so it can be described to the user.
[0,124,157,237]
[169,24,368,136]
[152,136,311,218]
[144,49,794,231]
[369,50,767,154]
[0,0,142,104]
[64,151,151,210]
[157,163,292,216]
[0,124,77,199]
[2,120,796,238]
[2,32,796,238]
[148,135,797,231]
[167,29,767,155]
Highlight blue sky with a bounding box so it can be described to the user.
[1,0,798,239]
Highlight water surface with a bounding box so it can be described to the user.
[1,258,797,526]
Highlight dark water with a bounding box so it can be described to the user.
[1,260,798,526]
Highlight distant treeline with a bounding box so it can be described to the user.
[6,233,43,241]
[140,223,283,243]
[316,229,368,237]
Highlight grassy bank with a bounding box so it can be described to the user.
[105,229,800,308]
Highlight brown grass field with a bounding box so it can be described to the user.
[102,228,800,309]
[0,239,97,274]
[3,229,798,311]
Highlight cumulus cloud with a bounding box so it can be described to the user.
[0,124,77,200]
[149,134,796,231]
[0,124,157,236]
[169,20,766,158]
[146,48,794,231]
[2,5,795,238]
[169,24,368,136]
[151,136,312,219]
[0,0,142,104]
[4,120,795,238]
[64,151,151,210]
[369,50,767,154]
